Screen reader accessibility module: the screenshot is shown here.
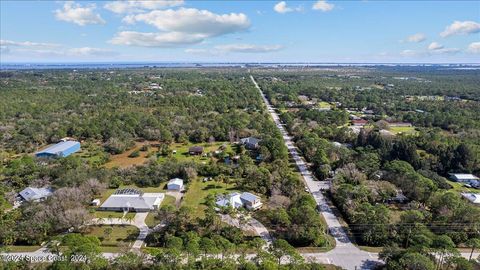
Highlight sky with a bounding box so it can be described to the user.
[0,0,479,63]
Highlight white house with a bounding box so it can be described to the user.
[18,187,53,202]
[461,193,480,204]
[216,192,262,211]
[450,173,479,183]
[167,178,184,191]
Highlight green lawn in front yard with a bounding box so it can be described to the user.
[82,225,139,247]
[93,211,136,219]
[182,178,236,218]
[158,141,233,163]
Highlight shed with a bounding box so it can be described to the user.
[167,178,184,191]
[188,146,204,155]
[91,199,101,206]
[35,141,81,158]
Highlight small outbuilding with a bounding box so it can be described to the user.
[188,146,204,155]
[35,141,81,158]
[19,187,54,202]
[167,178,184,191]
[91,199,101,206]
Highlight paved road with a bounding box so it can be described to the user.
[250,75,382,270]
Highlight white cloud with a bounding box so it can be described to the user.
[215,44,283,53]
[55,2,105,26]
[428,42,443,50]
[467,42,480,54]
[427,42,459,54]
[400,49,419,57]
[0,39,61,48]
[273,2,302,14]
[110,31,205,47]
[406,33,426,43]
[112,8,250,47]
[312,0,334,12]
[68,47,118,56]
[104,0,183,14]
[440,20,480,37]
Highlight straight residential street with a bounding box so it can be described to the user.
[250,75,382,270]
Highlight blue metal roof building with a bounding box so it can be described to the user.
[35,141,81,158]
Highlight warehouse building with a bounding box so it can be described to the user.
[35,141,81,158]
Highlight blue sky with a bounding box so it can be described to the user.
[1,0,479,63]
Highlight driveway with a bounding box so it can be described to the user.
[220,214,273,248]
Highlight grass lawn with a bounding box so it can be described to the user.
[182,178,236,218]
[145,195,176,227]
[82,225,139,247]
[317,101,332,109]
[77,140,109,167]
[4,245,42,252]
[390,126,417,135]
[105,141,159,168]
[448,181,480,194]
[93,211,136,219]
[158,141,233,163]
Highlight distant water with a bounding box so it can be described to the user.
[1,62,479,70]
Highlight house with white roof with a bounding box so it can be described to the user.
[216,192,262,211]
[461,193,480,204]
[450,173,479,183]
[18,187,54,202]
[98,188,164,212]
[167,178,184,191]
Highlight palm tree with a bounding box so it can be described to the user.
[467,238,480,261]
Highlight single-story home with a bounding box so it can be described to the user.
[240,137,261,149]
[35,140,81,158]
[18,187,54,202]
[189,146,204,155]
[98,188,164,212]
[216,192,262,211]
[167,178,184,191]
[461,193,480,204]
[449,173,480,183]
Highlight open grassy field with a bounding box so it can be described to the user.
[182,178,236,218]
[389,126,417,135]
[158,141,233,163]
[82,225,139,247]
[105,141,159,168]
